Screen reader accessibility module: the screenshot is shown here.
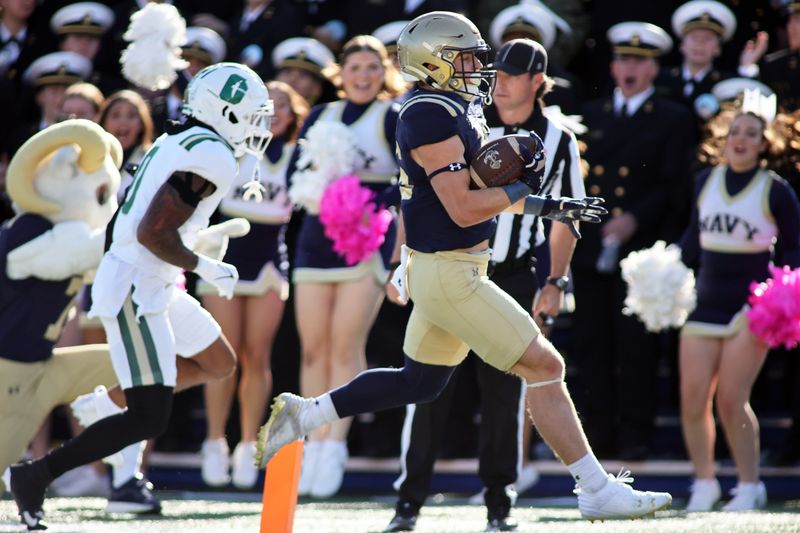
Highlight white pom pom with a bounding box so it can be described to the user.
[119,4,189,90]
[620,241,697,332]
[288,121,358,213]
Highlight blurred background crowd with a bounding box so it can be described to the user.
[1,0,799,500]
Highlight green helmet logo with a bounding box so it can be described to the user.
[220,74,248,104]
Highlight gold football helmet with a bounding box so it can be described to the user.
[398,11,495,103]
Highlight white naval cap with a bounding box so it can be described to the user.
[272,37,335,78]
[24,51,92,87]
[489,3,557,50]
[182,27,227,65]
[672,1,736,42]
[372,20,410,54]
[50,2,114,36]
[711,77,775,102]
[607,21,673,58]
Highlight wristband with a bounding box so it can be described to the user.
[502,181,533,204]
[523,195,545,215]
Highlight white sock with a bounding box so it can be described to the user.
[110,441,145,489]
[567,453,608,493]
[95,386,124,418]
[299,393,339,433]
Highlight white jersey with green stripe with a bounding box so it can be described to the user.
[109,125,238,281]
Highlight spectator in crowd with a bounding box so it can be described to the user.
[385,38,586,533]
[60,82,104,121]
[49,3,112,64]
[656,1,767,120]
[472,0,590,70]
[99,89,155,199]
[488,1,582,114]
[679,103,800,512]
[760,1,800,112]
[273,36,339,106]
[0,0,51,85]
[199,81,308,490]
[49,2,122,97]
[572,22,695,460]
[289,34,405,499]
[6,51,92,156]
[226,0,308,82]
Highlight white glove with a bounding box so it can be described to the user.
[194,255,239,299]
[194,218,251,260]
[7,221,106,280]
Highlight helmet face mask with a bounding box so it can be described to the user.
[183,62,274,157]
[398,12,496,104]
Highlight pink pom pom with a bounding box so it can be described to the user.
[319,175,393,266]
[747,265,800,349]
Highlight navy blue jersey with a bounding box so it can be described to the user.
[397,89,496,252]
[0,215,83,362]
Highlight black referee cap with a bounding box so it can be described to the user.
[490,38,547,76]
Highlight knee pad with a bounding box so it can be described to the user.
[124,385,174,438]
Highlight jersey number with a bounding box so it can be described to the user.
[44,277,83,342]
[121,147,160,214]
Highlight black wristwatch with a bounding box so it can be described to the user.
[546,276,569,291]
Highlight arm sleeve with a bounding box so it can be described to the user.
[769,178,800,268]
[677,169,711,268]
[401,102,460,150]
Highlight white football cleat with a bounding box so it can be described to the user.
[231,441,258,489]
[577,470,672,520]
[201,439,231,487]
[298,441,322,496]
[722,482,767,511]
[685,478,721,512]
[255,393,312,468]
[310,440,348,499]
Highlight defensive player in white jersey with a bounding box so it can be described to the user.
[9,62,273,530]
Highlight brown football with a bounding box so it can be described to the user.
[469,134,540,189]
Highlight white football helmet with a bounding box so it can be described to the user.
[398,12,495,104]
[183,62,274,156]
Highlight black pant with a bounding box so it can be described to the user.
[394,269,535,513]
[571,267,660,456]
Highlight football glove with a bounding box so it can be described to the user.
[194,255,239,299]
[540,196,607,239]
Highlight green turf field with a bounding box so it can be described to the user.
[2,494,800,532]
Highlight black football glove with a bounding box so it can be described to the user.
[540,196,607,239]
[517,132,546,192]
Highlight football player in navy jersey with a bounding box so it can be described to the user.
[255,12,672,523]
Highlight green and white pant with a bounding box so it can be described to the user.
[102,290,220,389]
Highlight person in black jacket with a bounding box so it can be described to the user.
[573,21,695,460]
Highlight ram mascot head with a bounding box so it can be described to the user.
[6,119,122,229]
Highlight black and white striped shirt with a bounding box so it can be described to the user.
[484,105,586,273]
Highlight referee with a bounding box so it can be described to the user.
[385,39,586,533]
